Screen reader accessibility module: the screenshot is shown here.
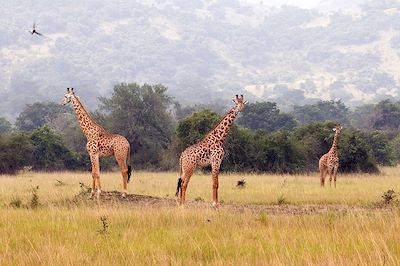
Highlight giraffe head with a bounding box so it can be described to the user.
[62,87,75,105]
[232,94,247,113]
[332,124,342,133]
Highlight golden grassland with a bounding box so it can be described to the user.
[0,167,399,265]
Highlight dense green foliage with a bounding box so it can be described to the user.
[1,84,400,175]
[0,126,91,174]
[15,102,70,131]
[95,83,175,168]
[0,133,33,174]
[237,102,297,132]
[292,100,350,126]
[30,126,86,171]
[175,111,381,173]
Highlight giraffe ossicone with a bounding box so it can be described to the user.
[176,94,247,206]
[62,87,132,198]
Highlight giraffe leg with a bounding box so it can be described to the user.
[319,164,325,187]
[210,153,223,207]
[211,166,220,207]
[179,168,193,205]
[116,157,128,197]
[89,153,101,199]
[328,166,333,187]
[333,166,338,188]
[90,176,96,199]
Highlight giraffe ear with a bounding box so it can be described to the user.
[244,100,248,104]
[332,128,336,132]
[340,126,343,130]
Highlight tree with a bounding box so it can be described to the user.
[350,104,375,129]
[222,127,255,172]
[30,125,79,171]
[391,132,400,163]
[15,102,70,131]
[96,83,175,168]
[174,101,227,120]
[339,130,379,173]
[0,117,12,133]
[290,122,336,172]
[252,130,303,173]
[367,131,396,166]
[237,101,297,132]
[0,133,33,174]
[292,100,350,126]
[372,99,400,129]
[176,109,221,149]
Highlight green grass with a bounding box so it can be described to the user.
[0,167,399,265]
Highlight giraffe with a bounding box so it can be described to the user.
[62,88,132,198]
[176,95,247,206]
[319,124,342,188]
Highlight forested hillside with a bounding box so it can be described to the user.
[1,0,400,119]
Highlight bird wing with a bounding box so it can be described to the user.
[35,31,44,36]
[33,22,36,30]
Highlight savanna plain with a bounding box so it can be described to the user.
[0,167,400,265]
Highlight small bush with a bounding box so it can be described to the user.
[78,182,92,196]
[30,186,40,209]
[258,212,268,225]
[381,189,397,204]
[277,194,288,205]
[10,197,22,208]
[194,197,204,202]
[98,215,109,235]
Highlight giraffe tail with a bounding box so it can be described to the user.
[175,155,183,197]
[127,145,132,183]
[175,177,182,197]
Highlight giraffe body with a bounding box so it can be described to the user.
[319,124,342,188]
[63,88,132,198]
[177,95,246,206]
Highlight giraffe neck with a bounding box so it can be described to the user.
[203,108,238,145]
[329,130,340,155]
[71,96,105,139]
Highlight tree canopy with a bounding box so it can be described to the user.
[95,83,175,168]
[292,100,350,126]
[237,101,297,132]
[15,102,70,131]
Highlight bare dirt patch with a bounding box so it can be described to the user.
[74,191,392,215]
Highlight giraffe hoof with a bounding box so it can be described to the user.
[212,202,219,209]
[89,191,95,199]
[121,192,127,198]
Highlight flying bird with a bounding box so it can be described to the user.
[30,22,44,36]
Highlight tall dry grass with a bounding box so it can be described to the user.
[1,166,399,206]
[0,167,399,265]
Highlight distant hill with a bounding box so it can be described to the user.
[1,0,400,118]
